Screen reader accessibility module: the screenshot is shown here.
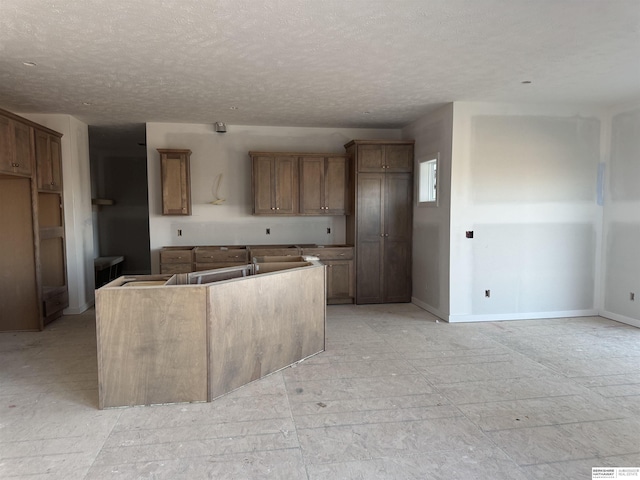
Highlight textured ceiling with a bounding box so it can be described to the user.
[1,0,639,128]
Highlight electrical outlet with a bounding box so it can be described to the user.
[631,292,635,301]
[485,289,491,298]
[266,228,270,235]
[327,227,331,234]
[177,229,182,237]
[466,231,474,238]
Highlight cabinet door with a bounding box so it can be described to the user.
[383,173,413,302]
[0,117,33,176]
[0,177,40,331]
[357,144,384,172]
[273,156,299,214]
[13,121,33,176]
[385,144,413,173]
[253,156,276,214]
[326,259,354,302]
[160,150,191,215]
[356,173,385,303]
[35,130,51,188]
[299,156,325,214]
[324,156,347,215]
[0,116,12,173]
[48,135,62,190]
[35,130,62,191]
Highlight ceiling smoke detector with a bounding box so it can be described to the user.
[214,122,227,133]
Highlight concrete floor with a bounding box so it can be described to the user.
[1,304,639,479]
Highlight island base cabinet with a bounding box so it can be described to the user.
[96,285,208,409]
[95,261,326,408]
[207,266,325,399]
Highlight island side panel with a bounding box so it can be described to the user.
[96,285,208,408]
[207,266,326,400]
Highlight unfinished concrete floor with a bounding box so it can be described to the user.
[1,304,639,479]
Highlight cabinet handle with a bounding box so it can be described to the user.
[51,182,55,186]
[385,234,389,237]
[276,207,280,210]
[380,233,384,237]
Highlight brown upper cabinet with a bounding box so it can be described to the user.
[352,141,413,173]
[251,152,299,215]
[299,155,348,215]
[35,129,63,191]
[158,149,192,215]
[0,116,33,177]
[251,151,348,216]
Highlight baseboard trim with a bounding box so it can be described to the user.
[63,299,95,315]
[411,297,448,322]
[599,310,640,329]
[447,309,598,323]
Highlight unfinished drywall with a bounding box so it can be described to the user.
[20,113,95,314]
[146,123,401,273]
[402,103,453,319]
[449,102,603,321]
[602,106,640,326]
[471,116,599,203]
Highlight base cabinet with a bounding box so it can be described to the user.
[301,246,354,304]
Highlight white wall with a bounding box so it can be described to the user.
[601,103,640,328]
[403,104,453,320]
[146,123,401,273]
[20,114,95,314]
[448,102,604,322]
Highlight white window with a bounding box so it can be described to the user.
[417,154,438,206]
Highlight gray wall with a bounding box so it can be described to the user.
[403,104,453,319]
[602,106,640,326]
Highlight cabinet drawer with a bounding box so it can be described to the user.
[249,247,301,258]
[194,247,248,263]
[44,290,68,317]
[195,262,246,271]
[160,263,193,274]
[160,249,193,264]
[302,247,353,261]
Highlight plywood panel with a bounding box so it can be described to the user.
[96,285,208,408]
[0,178,40,331]
[208,266,325,399]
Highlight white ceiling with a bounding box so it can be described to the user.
[1,0,639,128]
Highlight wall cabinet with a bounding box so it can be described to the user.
[35,130,62,191]
[299,155,348,215]
[251,153,299,215]
[251,151,349,216]
[0,108,68,331]
[158,149,192,215]
[345,140,414,304]
[0,116,33,176]
[355,142,413,173]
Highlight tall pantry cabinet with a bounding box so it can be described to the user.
[345,140,414,304]
[0,108,68,331]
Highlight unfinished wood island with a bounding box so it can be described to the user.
[95,257,326,408]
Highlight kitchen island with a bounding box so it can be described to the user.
[95,258,325,408]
